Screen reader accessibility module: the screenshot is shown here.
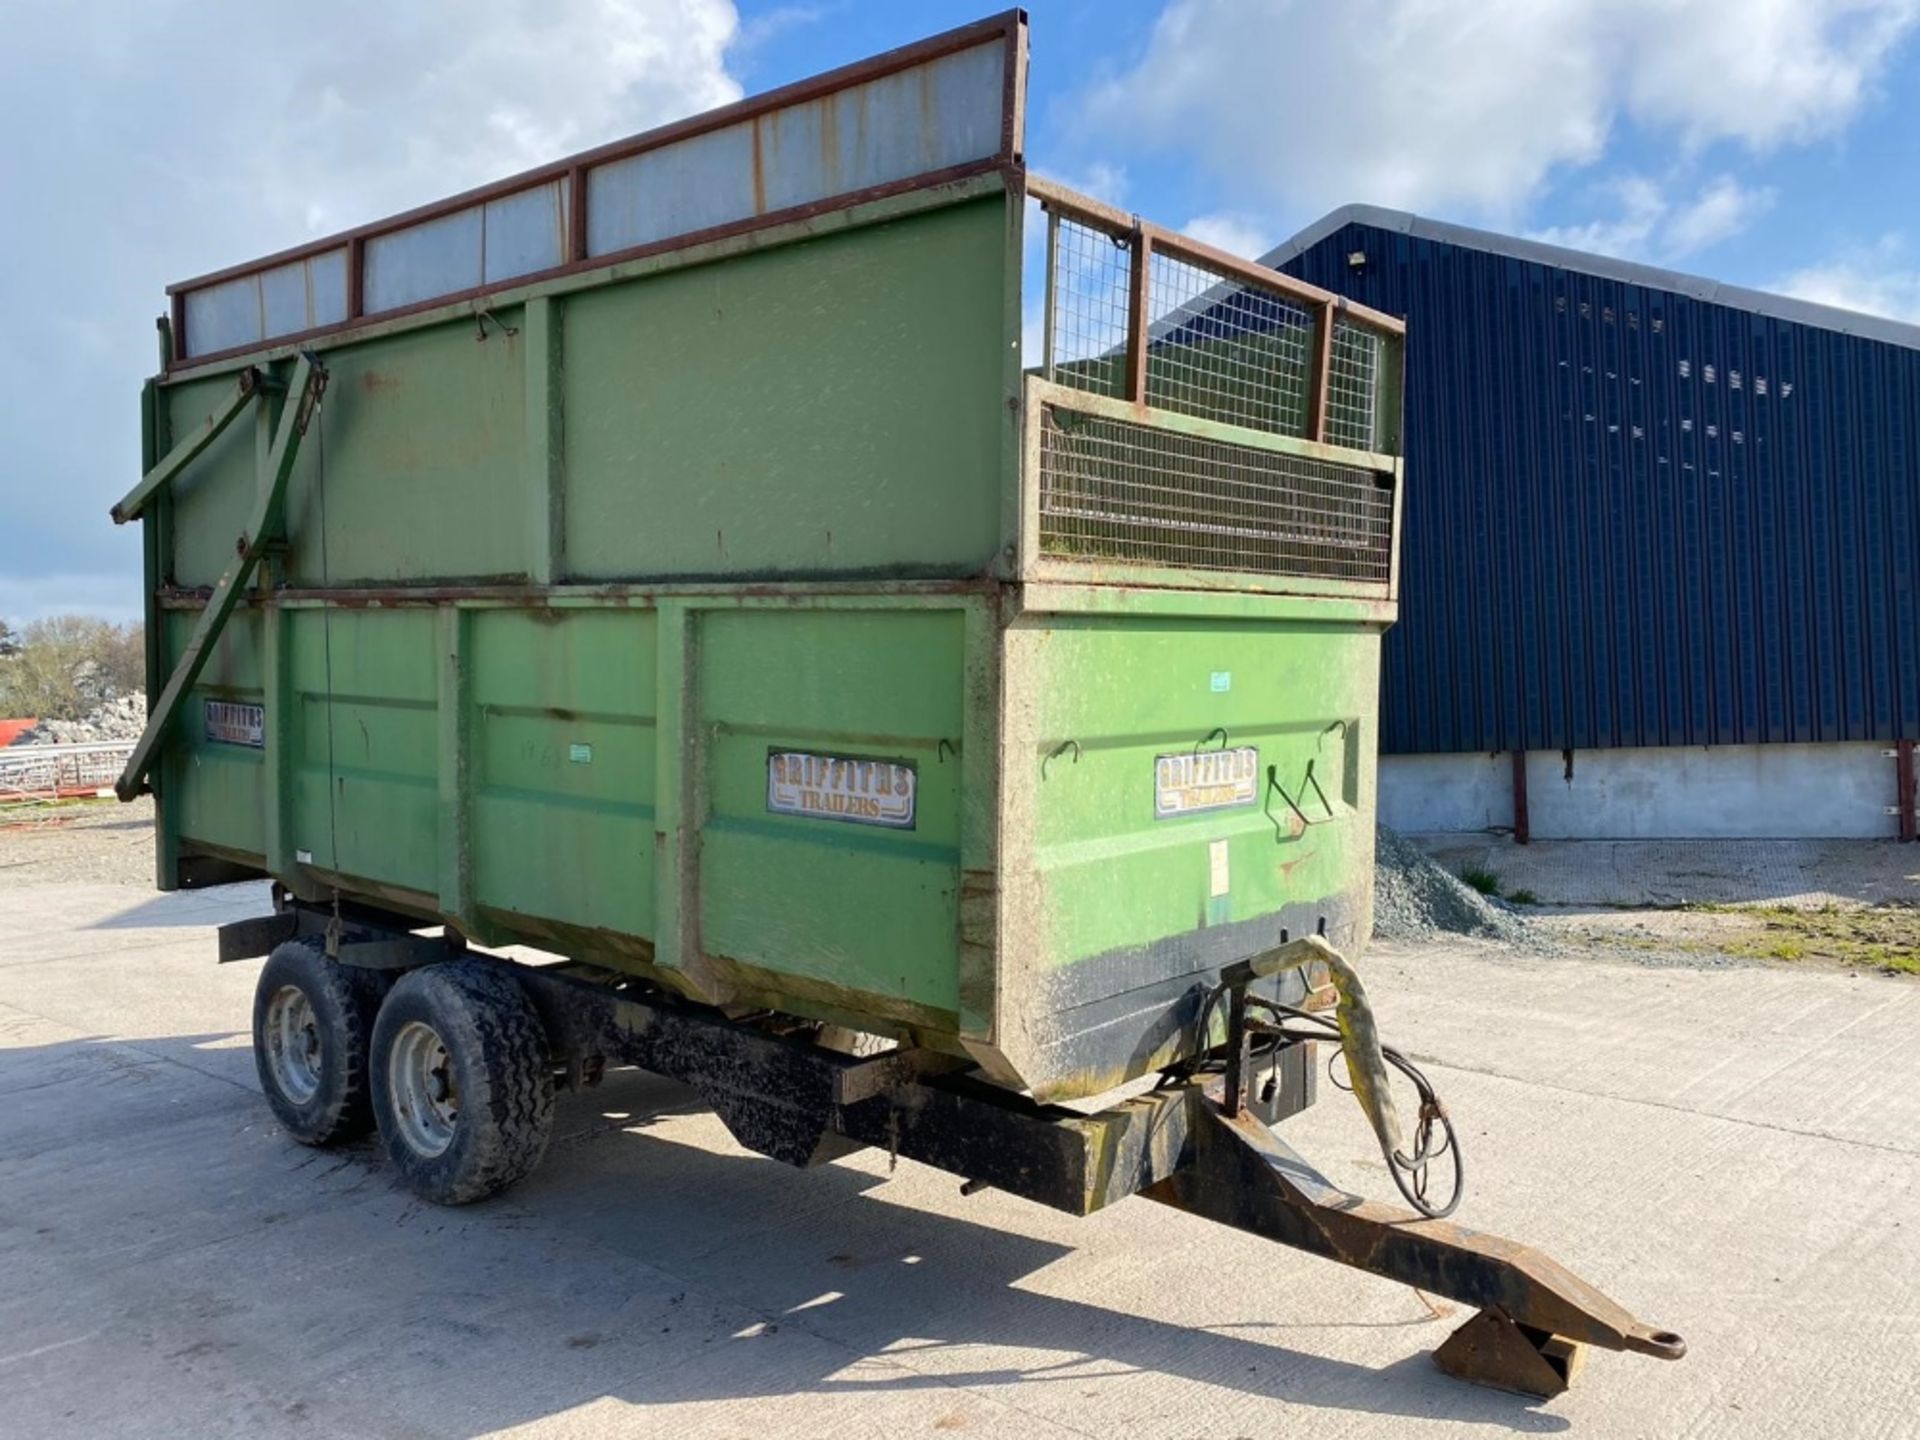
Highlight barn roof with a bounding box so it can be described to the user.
[1261,203,1920,352]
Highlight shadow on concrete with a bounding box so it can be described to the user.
[0,1028,1573,1437]
[88,882,271,931]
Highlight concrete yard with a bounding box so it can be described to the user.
[4,814,1920,1437]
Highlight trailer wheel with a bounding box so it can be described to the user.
[252,939,387,1146]
[369,960,554,1205]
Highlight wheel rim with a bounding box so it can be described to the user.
[264,985,323,1105]
[388,1020,459,1157]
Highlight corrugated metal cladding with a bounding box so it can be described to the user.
[1277,222,1920,755]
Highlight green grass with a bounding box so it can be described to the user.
[1459,866,1500,896]
[1709,903,1920,976]
[1506,888,1539,906]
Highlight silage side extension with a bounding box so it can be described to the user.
[116,11,1681,1397]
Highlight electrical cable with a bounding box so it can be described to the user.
[1251,996,1464,1219]
[1169,983,1465,1220]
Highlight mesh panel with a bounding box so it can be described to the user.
[1048,217,1133,396]
[1325,321,1381,451]
[0,742,134,802]
[1038,404,1393,585]
[1144,250,1312,436]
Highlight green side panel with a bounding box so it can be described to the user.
[164,318,532,588]
[164,606,266,855]
[1004,607,1382,1092]
[286,609,337,873]
[562,198,1008,580]
[696,607,968,1020]
[322,611,440,895]
[284,317,531,585]
[470,609,658,937]
[164,375,262,588]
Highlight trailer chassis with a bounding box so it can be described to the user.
[224,899,1684,1399]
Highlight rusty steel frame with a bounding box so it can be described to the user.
[1026,175,1403,446]
[1897,739,1916,843]
[1512,747,1531,844]
[164,10,1028,370]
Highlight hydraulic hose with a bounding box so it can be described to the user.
[1218,935,1408,1164]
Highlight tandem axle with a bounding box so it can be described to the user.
[226,897,1684,1400]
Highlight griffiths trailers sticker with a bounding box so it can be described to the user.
[204,699,265,748]
[767,751,916,829]
[1155,746,1260,819]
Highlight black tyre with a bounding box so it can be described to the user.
[252,938,387,1146]
[369,960,555,1205]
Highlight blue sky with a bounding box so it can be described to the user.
[4,0,1918,624]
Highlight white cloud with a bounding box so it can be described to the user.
[1531,173,1775,262]
[1047,162,1132,209]
[736,3,838,56]
[245,0,743,235]
[1082,0,1919,221]
[1663,176,1778,255]
[1531,176,1671,258]
[1182,213,1272,260]
[1776,236,1920,322]
[0,0,743,620]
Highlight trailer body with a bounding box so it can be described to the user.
[132,14,1404,1104]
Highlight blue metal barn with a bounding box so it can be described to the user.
[1263,208,1920,776]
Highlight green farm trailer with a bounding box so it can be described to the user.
[116,12,1681,1397]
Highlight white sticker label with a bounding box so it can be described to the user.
[767,751,916,829]
[1209,839,1231,897]
[1155,746,1260,819]
[205,699,264,748]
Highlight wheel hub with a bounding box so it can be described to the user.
[264,985,323,1105]
[389,1020,460,1157]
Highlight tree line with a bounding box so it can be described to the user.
[0,616,145,721]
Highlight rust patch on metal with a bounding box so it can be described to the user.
[1274,848,1316,881]
[1433,1308,1589,1399]
[750,119,768,216]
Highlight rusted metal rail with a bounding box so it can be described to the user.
[1026,175,1402,447]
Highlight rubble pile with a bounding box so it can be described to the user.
[7,691,147,747]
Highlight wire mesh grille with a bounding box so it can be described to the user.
[1047,217,1134,396]
[1038,403,1394,585]
[1143,249,1312,436]
[1325,321,1381,451]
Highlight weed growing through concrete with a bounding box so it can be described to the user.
[1459,866,1501,896]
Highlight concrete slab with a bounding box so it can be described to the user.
[1412,835,1920,909]
[4,874,1919,1437]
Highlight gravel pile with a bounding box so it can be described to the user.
[7,691,147,746]
[1372,822,1529,943]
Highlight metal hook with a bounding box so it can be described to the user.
[1194,726,1230,755]
[1319,719,1349,748]
[937,738,958,764]
[474,306,519,342]
[1266,758,1336,836]
[1041,738,1081,779]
